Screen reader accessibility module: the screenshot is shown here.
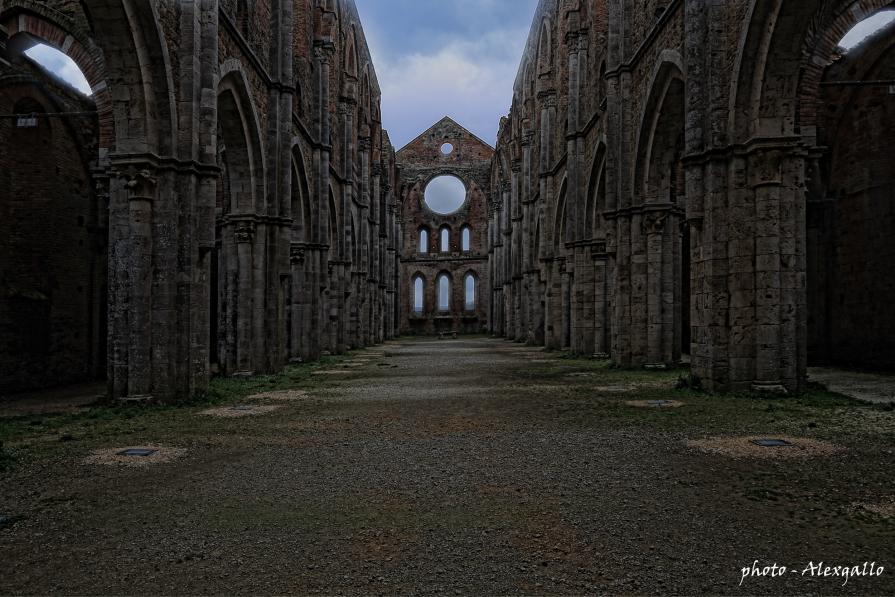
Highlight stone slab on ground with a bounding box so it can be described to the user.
[808,367,895,404]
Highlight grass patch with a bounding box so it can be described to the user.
[0,354,357,470]
[550,381,895,441]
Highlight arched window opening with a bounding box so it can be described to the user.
[464,273,476,311]
[437,273,450,311]
[413,276,424,314]
[838,10,895,52]
[419,228,429,253]
[461,226,471,252]
[639,74,685,204]
[23,44,92,96]
[537,23,552,74]
[440,227,450,253]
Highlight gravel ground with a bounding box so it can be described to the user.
[1,337,893,595]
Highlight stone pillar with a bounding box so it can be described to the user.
[234,220,255,373]
[572,246,595,354]
[120,169,156,398]
[544,259,561,349]
[750,149,806,393]
[561,266,572,349]
[536,93,556,346]
[593,252,611,358]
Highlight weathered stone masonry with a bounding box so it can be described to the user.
[1,0,892,399]
[397,117,492,335]
[486,0,895,392]
[0,0,400,400]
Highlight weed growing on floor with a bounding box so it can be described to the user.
[0,354,354,470]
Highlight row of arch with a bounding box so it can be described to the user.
[411,272,477,313]
[418,225,473,254]
[487,0,895,392]
[0,0,399,400]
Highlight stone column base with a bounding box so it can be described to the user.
[751,381,789,395]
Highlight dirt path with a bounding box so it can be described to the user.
[1,338,893,595]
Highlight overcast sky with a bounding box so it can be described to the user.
[355,0,538,149]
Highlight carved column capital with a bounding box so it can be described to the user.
[235,221,256,244]
[641,213,668,236]
[521,130,535,147]
[313,42,336,64]
[565,28,588,51]
[538,90,558,107]
[115,167,157,200]
[290,244,306,265]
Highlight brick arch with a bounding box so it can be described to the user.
[797,0,895,135]
[344,25,358,78]
[551,176,568,254]
[218,61,267,213]
[730,0,895,142]
[2,7,114,150]
[585,139,608,237]
[632,53,685,205]
[536,17,554,75]
[327,186,340,258]
[290,143,312,243]
[822,24,895,150]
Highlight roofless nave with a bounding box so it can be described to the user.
[1,0,893,400]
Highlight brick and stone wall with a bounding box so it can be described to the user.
[0,60,103,394]
[0,0,400,401]
[808,33,895,371]
[398,118,492,335]
[2,0,893,398]
[487,0,895,391]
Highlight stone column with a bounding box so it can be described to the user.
[119,168,156,399]
[749,149,806,393]
[536,93,556,346]
[234,220,255,373]
[572,245,595,354]
[545,258,562,349]
[593,250,611,358]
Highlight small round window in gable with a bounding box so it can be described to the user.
[440,142,454,155]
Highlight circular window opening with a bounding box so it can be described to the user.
[424,175,466,215]
[440,142,454,155]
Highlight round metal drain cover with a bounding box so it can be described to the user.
[116,448,158,457]
[751,439,793,447]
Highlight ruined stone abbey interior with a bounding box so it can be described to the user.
[2,0,894,401]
